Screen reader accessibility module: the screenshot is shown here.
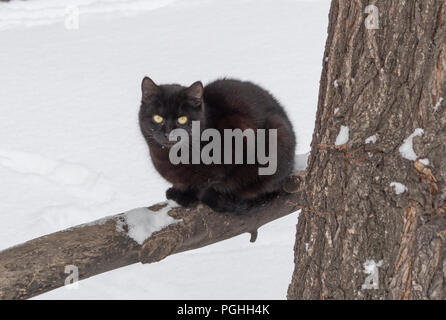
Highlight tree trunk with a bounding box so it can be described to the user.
[288,0,446,300]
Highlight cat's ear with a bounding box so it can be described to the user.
[141,77,160,101]
[185,81,203,107]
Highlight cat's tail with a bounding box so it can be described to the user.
[237,191,280,216]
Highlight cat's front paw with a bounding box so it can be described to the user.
[166,187,198,208]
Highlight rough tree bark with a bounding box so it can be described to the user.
[288,0,446,299]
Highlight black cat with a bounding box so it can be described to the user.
[139,77,296,214]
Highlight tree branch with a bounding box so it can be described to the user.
[0,172,306,300]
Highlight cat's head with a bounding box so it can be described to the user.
[139,77,204,147]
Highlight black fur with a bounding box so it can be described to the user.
[139,77,296,214]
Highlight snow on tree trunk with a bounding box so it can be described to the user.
[287,0,446,300]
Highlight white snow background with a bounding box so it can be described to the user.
[0,0,330,299]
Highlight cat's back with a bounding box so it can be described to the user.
[204,78,266,96]
[203,78,286,115]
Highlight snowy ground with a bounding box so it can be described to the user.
[0,0,329,299]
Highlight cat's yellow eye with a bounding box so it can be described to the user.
[177,116,188,125]
[153,115,163,123]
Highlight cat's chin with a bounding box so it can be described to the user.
[158,141,176,149]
